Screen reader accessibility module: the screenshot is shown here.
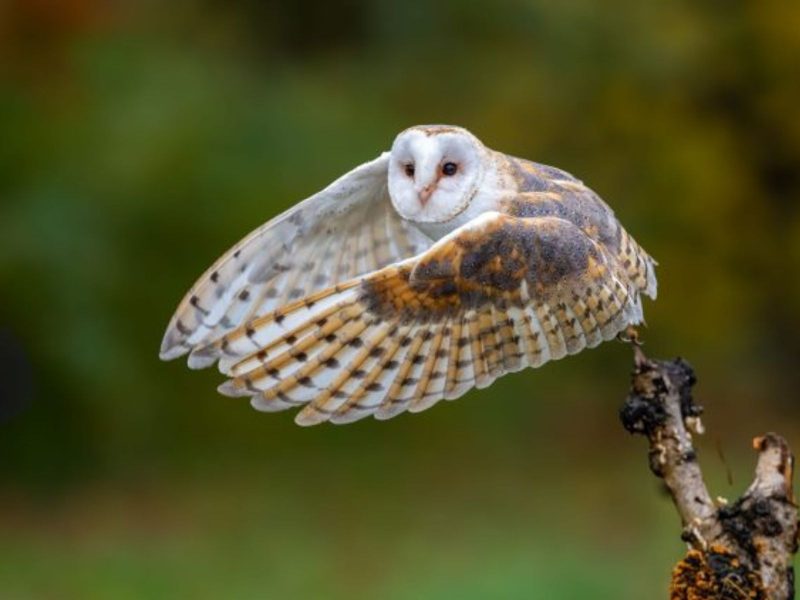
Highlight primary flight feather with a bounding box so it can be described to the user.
[160,125,657,425]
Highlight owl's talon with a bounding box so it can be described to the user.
[618,325,642,346]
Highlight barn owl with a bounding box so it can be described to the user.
[160,125,657,425]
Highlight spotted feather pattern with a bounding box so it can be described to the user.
[195,212,649,425]
[159,153,432,364]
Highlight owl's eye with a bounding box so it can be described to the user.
[404,164,415,177]
[442,162,458,176]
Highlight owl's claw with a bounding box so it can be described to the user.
[618,326,648,366]
[618,325,642,346]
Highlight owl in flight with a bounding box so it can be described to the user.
[160,125,657,425]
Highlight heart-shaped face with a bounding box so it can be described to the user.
[388,125,486,224]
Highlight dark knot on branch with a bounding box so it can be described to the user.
[620,354,700,439]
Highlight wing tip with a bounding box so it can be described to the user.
[161,322,224,368]
[159,340,188,361]
[294,407,328,427]
[187,347,219,370]
[374,404,405,421]
[251,395,294,414]
[329,406,378,425]
[159,321,191,361]
[294,405,377,426]
[218,380,249,398]
[646,275,658,300]
[644,255,658,300]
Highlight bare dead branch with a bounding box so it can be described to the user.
[620,345,798,599]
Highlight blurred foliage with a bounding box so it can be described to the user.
[1,0,799,598]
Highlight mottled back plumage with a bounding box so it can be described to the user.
[161,125,657,425]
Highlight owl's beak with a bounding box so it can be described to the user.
[418,184,436,206]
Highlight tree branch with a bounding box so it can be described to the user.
[620,344,798,599]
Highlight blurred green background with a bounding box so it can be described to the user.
[1,1,799,598]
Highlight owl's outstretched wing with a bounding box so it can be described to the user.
[195,211,650,426]
[499,153,658,300]
[160,152,433,364]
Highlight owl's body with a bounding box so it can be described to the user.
[161,125,656,425]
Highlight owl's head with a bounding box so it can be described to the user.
[388,125,487,223]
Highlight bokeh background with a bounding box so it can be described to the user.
[2,1,799,598]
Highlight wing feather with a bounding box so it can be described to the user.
[445,314,475,401]
[408,321,449,413]
[379,320,444,419]
[371,323,429,422]
[161,152,432,361]
[185,211,654,425]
